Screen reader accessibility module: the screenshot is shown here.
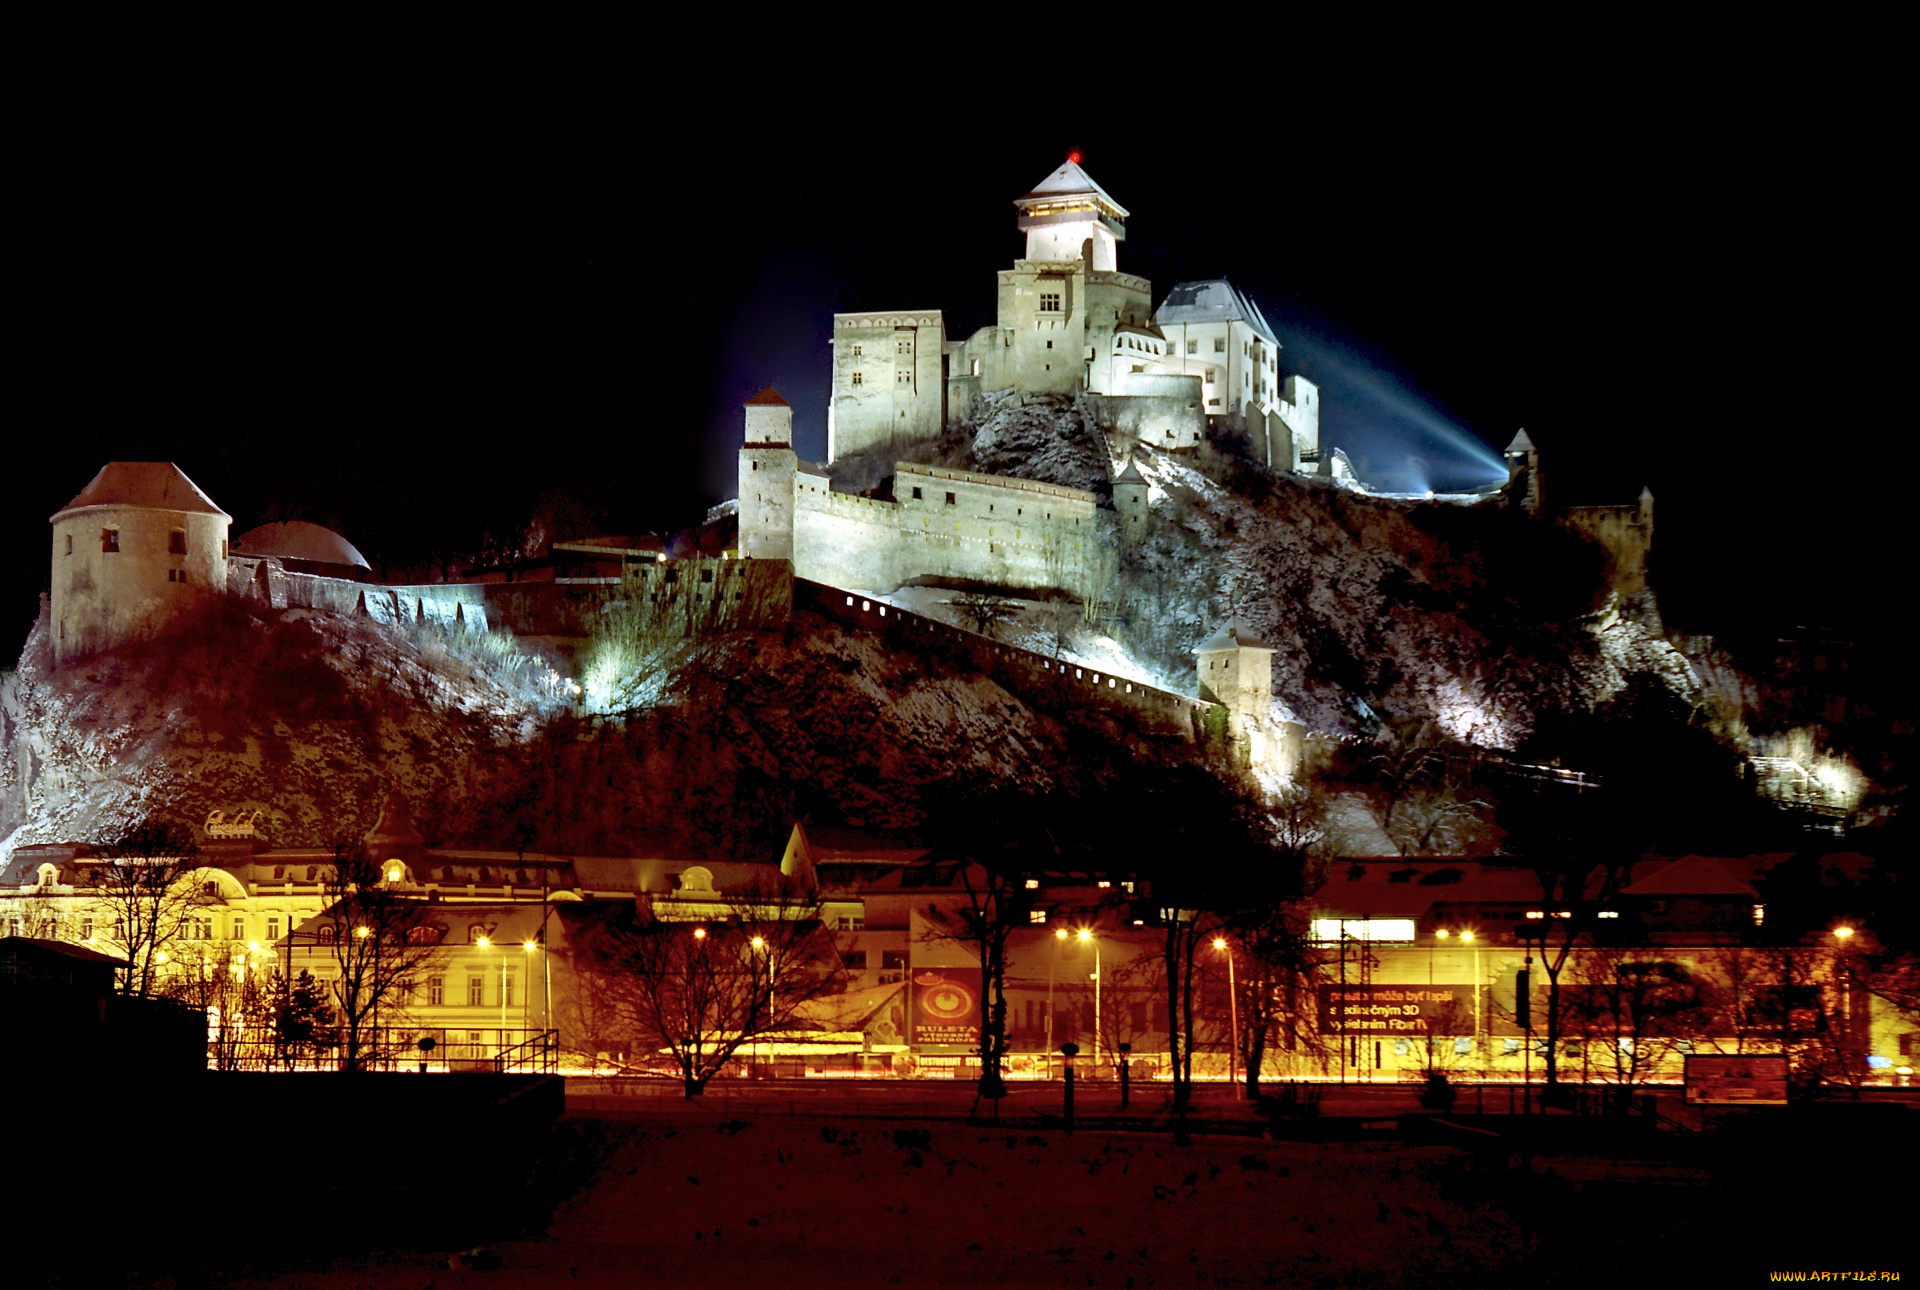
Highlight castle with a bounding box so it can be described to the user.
[742,159,1323,601]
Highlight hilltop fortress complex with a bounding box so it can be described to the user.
[742,159,1323,599]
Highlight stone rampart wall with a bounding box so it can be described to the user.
[797,579,1221,746]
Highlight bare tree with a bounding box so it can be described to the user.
[567,872,844,1098]
[314,843,448,1071]
[915,858,1030,1104]
[1569,948,1706,1109]
[88,822,207,998]
[166,945,277,1070]
[950,592,1020,638]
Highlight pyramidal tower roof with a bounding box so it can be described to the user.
[1193,621,1275,654]
[745,387,790,407]
[1016,159,1129,219]
[1506,428,1536,454]
[1114,458,1146,484]
[52,462,229,522]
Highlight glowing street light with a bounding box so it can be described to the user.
[1834,926,1856,941]
[692,927,708,940]
[1213,936,1239,1094]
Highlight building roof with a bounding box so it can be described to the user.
[232,520,371,570]
[1193,621,1274,654]
[746,387,790,407]
[52,462,230,522]
[1016,160,1129,219]
[363,787,426,855]
[1153,281,1278,347]
[1113,459,1145,485]
[1506,428,1536,454]
[1620,855,1762,899]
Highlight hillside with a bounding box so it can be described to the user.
[871,393,1694,745]
[0,592,1244,860]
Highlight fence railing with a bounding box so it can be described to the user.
[209,1026,558,1072]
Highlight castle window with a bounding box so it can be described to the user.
[851,344,862,357]
[1039,292,1061,313]
[1187,340,1198,355]
[64,534,72,556]
[851,372,862,385]
[945,492,956,505]
[1214,337,1226,352]
[101,528,119,553]
[1046,340,1053,349]
[911,487,922,500]
[169,530,187,554]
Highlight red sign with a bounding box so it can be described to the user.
[910,970,979,1046]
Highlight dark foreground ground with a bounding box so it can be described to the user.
[41,1087,1914,1287]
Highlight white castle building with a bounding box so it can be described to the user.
[825,160,1320,471]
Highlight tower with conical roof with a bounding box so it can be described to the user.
[1504,429,1541,515]
[1014,158,1130,271]
[739,388,798,561]
[49,462,232,666]
[1112,457,1149,544]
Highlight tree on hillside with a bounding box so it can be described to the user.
[88,822,207,998]
[315,843,448,1071]
[951,592,1020,638]
[565,872,843,1098]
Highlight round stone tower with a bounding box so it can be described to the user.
[50,462,231,666]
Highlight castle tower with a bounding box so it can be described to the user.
[1194,621,1275,721]
[1112,458,1149,544]
[50,462,231,666]
[739,388,797,561]
[1014,157,1129,270]
[1504,428,1541,516]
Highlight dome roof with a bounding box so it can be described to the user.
[53,462,229,522]
[232,520,370,570]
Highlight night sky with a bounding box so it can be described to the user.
[11,60,1902,658]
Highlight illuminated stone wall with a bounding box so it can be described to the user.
[787,462,1100,596]
[740,397,797,561]
[827,312,946,463]
[51,505,230,665]
[1564,491,1654,601]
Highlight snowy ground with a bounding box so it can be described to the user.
[870,587,1167,692]
[230,1111,1523,1288]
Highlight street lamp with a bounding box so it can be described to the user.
[1077,928,1101,1069]
[1048,927,1067,1057]
[1212,936,1238,1093]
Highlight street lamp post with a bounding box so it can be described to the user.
[1048,927,1066,1070]
[1213,936,1238,1095]
[1077,928,1100,1073]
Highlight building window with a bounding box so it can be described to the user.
[168,530,187,555]
[222,539,228,557]
[80,916,93,939]
[881,951,907,971]
[1039,292,1061,313]
[503,974,514,1008]
[231,917,245,940]
[850,372,862,385]
[428,976,445,1005]
[1214,337,1226,352]
[468,976,485,1007]
[944,492,956,505]
[910,486,922,500]
[64,534,73,556]
[102,529,119,553]
[842,950,868,970]
[851,344,862,357]
[266,916,280,942]
[1029,909,1048,925]
[1046,340,1053,349]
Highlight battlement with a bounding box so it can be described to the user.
[895,462,1095,505]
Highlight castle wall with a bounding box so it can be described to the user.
[1086,380,1205,452]
[1563,504,1653,600]
[52,506,229,665]
[827,313,945,461]
[790,464,1099,596]
[740,445,797,560]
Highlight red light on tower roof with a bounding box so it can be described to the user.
[1068,150,1082,164]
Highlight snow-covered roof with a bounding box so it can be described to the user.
[1016,160,1129,218]
[1193,621,1274,654]
[1152,281,1278,347]
[1506,429,1536,454]
[53,462,229,522]
[232,520,371,570]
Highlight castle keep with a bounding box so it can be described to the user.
[825,160,1320,472]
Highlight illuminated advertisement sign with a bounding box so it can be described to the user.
[1318,985,1475,1034]
[910,969,979,1046]
[1684,1054,1789,1105]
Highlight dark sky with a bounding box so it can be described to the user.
[10,57,1902,656]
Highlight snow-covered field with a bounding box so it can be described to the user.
[230,1112,1522,1287]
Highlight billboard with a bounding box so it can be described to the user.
[1318,985,1474,1034]
[1684,1053,1789,1105]
[910,969,980,1046]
